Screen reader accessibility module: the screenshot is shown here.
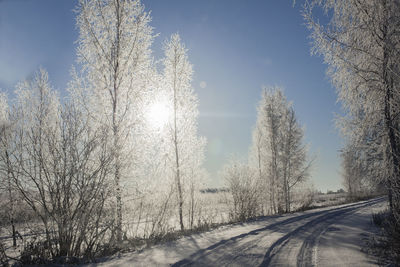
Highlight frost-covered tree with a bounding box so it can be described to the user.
[0,93,18,247]
[281,107,311,212]
[223,158,261,221]
[250,87,286,213]
[304,0,400,220]
[250,89,279,215]
[250,87,310,214]
[3,69,115,259]
[341,142,380,200]
[161,33,206,231]
[339,108,384,200]
[0,93,8,139]
[75,0,154,241]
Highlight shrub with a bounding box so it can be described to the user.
[369,209,400,266]
[20,238,54,265]
[223,160,261,222]
[0,241,8,267]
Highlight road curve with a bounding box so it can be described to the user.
[172,197,386,267]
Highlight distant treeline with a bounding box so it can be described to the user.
[200,188,229,194]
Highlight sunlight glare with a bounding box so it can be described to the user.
[147,101,170,128]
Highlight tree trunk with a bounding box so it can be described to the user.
[173,52,184,231]
[382,0,400,220]
[6,152,16,247]
[113,0,123,243]
[287,183,291,213]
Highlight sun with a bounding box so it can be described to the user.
[147,101,170,128]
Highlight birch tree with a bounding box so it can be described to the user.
[162,33,206,231]
[249,118,268,214]
[3,69,115,259]
[341,144,369,199]
[304,0,400,221]
[340,116,384,200]
[250,87,285,213]
[0,93,18,247]
[75,0,154,242]
[250,87,310,214]
[282,107,311,212]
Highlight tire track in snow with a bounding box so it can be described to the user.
[296,198,384,267]
[259,197,384,267]
[172,197,384,267]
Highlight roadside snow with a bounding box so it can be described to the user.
[84,198,386,267]
[315,201,387,267]
[86,214,292,266]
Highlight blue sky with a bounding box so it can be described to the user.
[0,0,343,192]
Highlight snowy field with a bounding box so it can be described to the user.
[120,190,347,239]
[84,197,386,266]
[0,190,369,265]
[0,191,348,248]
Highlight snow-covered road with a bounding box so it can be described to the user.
[88,197,386,267]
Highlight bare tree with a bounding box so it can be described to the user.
[281,107,311,212]
[0,93,18,247]
[223,158,261,221]
[304,0,400,221]
[250,87,311,214]
[340,126,384,200]
[4,69,114,259]
[75,0,154,242]
[161,33,206,231]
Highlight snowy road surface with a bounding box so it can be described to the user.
[88,197,386,267]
